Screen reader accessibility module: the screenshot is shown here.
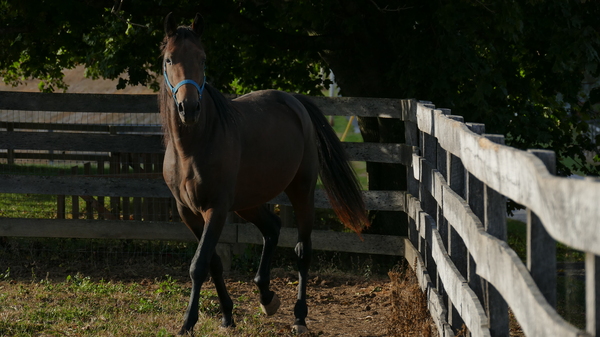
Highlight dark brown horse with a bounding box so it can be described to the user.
[159,12,369,335]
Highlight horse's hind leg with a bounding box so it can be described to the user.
[236,205,282,315]
[285,180,316,334]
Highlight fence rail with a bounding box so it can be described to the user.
[1,91,599,336]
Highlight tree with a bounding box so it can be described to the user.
[2,0,600,234]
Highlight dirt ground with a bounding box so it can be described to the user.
[214,269,392,336]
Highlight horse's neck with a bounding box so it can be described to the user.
[166,96,221,157]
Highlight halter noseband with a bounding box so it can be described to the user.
[164,63,206,106]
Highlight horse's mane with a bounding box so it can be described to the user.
[158,27,236,145]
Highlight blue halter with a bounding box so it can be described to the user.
[164,63,206,106]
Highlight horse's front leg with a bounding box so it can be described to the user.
[179,208,229,335]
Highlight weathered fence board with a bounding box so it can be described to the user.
[0,131,164,153]
[0,218,403,256]
[0,91,158,113]
[268,190,406,212]
[341,142,414,165]
[0,175,171,198]
[0,136,408,165]
[0,121,162,134]
[441,181,579,336]
[411,137,582,335]
[301,96,410,119]
[237,223,404,256]
[406,194,490,336]
[0,91,411,118]
[416,105,600,256]
[0,173,405,211]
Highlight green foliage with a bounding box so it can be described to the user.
[2,0,600,175]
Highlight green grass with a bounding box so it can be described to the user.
[0,193,60,219]
[0,236,396,337]
[0,273,241,337]
[330,115,368,190]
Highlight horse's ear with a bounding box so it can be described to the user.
[192,13,204,37]
[165,12,177,37]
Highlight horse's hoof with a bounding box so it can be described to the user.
[177,327,193,336]
[292,324,309,334]
[220,317,236,329]
[260,293,281,316]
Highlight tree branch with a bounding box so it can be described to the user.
[111,0,149,28]
[224,12,346,52]
[0,27,30,35]
[369,0,413,13]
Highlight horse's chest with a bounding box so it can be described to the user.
[164,157,236,211]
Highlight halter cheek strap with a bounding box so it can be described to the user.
[164,64,206,106]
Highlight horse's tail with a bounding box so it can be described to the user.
[292,94,371,234]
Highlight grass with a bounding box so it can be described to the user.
[329,115,368,190]
[0,235,403,336]
[0,273,269,337]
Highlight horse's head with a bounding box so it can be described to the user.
[162,12,206,125]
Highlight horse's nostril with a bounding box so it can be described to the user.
[178,102,185,113]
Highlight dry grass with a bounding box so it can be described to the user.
[387,263,436,337]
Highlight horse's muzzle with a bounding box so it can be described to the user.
[178,100,201,125]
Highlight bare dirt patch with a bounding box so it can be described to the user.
[219,269,392,336]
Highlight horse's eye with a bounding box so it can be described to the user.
[165,58,172,65]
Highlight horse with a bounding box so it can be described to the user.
[159,12,370,335]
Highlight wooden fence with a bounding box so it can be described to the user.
[0,91,406,257]
[1,91,599,336]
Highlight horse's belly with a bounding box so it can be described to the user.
[231,156,303,211]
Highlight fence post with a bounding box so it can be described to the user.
[71,166,79,220]
[144,154,156,221]
[437,109,450,252]
[109,126,121,219]
[57,169,66,219]
[526,149,557,308]
[446,115,467,332]
[436,108,451,324]
[404,105,419,249]
[97,159,105,220]
[483,134,509,336]
[465,123,486,321]
[279,205,294,228]
[121,155,130,220]
[587,252,600,336]
[110,153,121,219]
[132,153,143,221]
[6,122,14,165]
[84,162,93,219]
[420,104,438,289]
